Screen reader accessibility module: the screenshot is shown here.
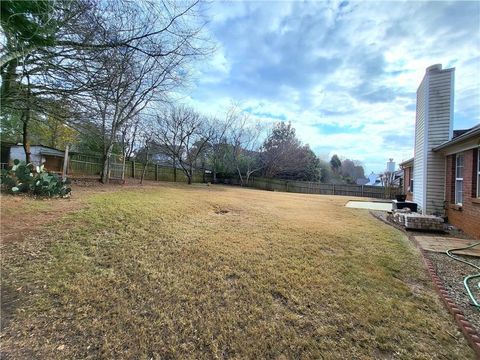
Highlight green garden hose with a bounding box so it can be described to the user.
[446,242,480,308]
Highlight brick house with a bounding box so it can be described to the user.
[434,126,480,238]
[400,64,480,239]
[399,157,414,201]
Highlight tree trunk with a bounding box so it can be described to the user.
[245,171,252,186]
[62,145,69,181]
[101,143,113,184]
[213,169,217,184]
[187,165,193,184]
[121,154,127,183]
[21,70,32,165]
[173,158,177,182]
[22,111,31,164]
[236,166,244,186]
[140,154,149,185]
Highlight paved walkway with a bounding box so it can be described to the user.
[345,200,392,211]
[414,236,480,257]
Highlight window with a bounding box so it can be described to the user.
[477,149,480,198]
[455,154,464,205]
[409,178,414,192]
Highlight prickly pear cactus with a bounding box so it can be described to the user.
[0,160,71,198]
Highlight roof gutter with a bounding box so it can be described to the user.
[399,157,414,168]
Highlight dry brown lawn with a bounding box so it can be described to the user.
[0,183,474,359]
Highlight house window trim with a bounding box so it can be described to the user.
[477,148,480,198]
[455,153,464,205]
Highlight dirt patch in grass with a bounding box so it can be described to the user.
[0,195,83,244]
[0,181,175,334]
[0,179,169,244]
[0,184,475,359]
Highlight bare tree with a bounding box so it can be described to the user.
[154,106,214,184]
[1,0,210,166]
[119,116,140,182]
[139,131,154,185]
[1,0,209,67]
[205,113,233,183]
[228,107,263,186]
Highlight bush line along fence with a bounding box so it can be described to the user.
[69,153,400,199]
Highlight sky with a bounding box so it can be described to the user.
[181,0,480,174]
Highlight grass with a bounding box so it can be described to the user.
[1,183,474,359]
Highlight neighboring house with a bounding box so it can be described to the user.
[380,168,403,187]
[399,158,414,201]
[402,64,480,239]
[355,177,369,186]
[6,144,68,172]
[366,172,382,186]
[366,164,402,187]
[434,126,480,239]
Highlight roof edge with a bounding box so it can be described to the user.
[399,157,414,167]
[433,124,480,152]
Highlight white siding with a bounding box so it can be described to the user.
[413,77,426,211]
[425,69,454,214]
[412,65,454,214]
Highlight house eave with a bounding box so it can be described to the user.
[432,125,480,153]
[399,157,414,168]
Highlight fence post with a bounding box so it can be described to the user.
[361,185,364,197]
[132,161,136,178]
[333,184,335,195]
[62,145,69,181]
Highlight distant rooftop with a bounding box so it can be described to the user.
[452,129,471,139]
[433,124,480,152]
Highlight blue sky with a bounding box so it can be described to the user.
[181,0,480,174]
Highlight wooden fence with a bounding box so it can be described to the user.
[68,153,399,199]
[69,153,208,183]
[221,177,400,199]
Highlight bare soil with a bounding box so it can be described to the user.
[0,179,164,244]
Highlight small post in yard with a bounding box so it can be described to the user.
[361,185,364,197]
[155,164,159,181]
[62,145,69,181]
[333,184,335,195]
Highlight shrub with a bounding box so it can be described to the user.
[0,160,71,198]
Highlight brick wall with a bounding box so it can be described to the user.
[445,148,480,239]
[403,166,413,201]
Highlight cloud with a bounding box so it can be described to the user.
[188,0,480,173]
